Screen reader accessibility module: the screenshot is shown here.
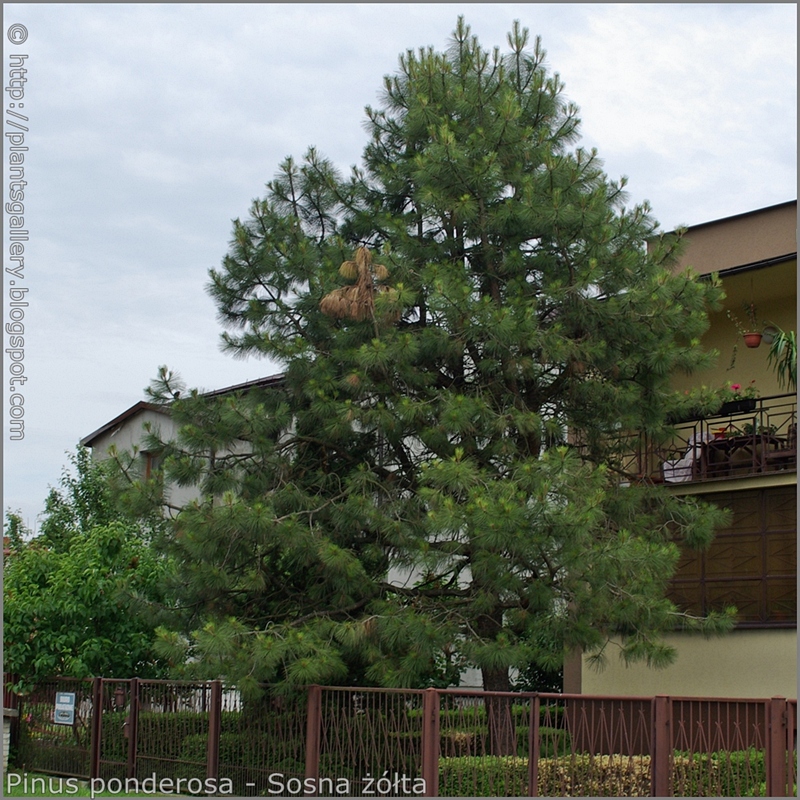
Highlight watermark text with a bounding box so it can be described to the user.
[5,29,29,440]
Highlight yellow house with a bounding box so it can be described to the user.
[566,200,797,698]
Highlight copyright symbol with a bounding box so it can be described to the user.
[7,24,28,44]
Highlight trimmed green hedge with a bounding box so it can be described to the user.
[51,708,781,798]
[438,750,777,797]
[408,702,564,726]
[439,756,529,797]
[672,748,772,797]
[438,725,569,758]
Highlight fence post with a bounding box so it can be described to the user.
[421,688,440,798]
[126,678,139,780]
[90,678,103,781]
[766,697,788,797]
[527,694,540,797]
[304,685,322,796]
[206,680,222,785]
[651,695,670,798]
[5,675,20,763]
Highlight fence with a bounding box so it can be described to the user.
[613,392,797,484]
[6,676,797,796]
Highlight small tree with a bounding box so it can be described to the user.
[3,448,173,690]
[124,19,733,749]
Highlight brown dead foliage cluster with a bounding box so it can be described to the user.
[320,246,399,323]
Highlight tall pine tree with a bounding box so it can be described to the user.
[126,20,733,723]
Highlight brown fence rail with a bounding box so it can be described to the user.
[5,674,796,797]
[614,392,797,485]
[14,677,94,779]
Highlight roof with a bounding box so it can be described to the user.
[667,200,797,277]
[80,401,165,447]
[81,373,285,447]
[674,199,797,235]
[201,373,285,397]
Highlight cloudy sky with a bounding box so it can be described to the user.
[2,3,796,531]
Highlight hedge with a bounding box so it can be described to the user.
[438,725,569,758]
[408,703,564,726]
[438,750,776,797]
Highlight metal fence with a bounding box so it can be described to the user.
[7,676,797,796]
[613,392,797,484]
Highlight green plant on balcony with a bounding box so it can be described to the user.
[765,326,797,391]
[716,380,759,416]
[740,422,777,436]
[727,303,763,371]
[727,302,761,339]
[722,380,759,402]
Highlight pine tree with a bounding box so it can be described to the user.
[127,19,734,748]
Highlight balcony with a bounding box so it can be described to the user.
[618,393,797,485]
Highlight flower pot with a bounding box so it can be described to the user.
[719,398,757,415]
[743,332,762,348]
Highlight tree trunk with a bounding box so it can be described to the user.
[482,665,516,756]
[478,605,516,757]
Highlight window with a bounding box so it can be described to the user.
[668,486,796,627]
[142,450,164,481]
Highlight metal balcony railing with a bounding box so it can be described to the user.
[616,393,797,485]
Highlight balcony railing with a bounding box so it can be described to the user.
[617,393,797,485]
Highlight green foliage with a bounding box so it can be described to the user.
[117,18,732,696]
[38,447,117,552]
[3,522,170,687]
[3,447,173,688]
[438,755,529,797]
[672,748,771,797]
[766,327,797,391]
[439,750,773,797]
[179,732,306,792]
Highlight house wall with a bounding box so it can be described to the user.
[670,259,797,399]
[581,629,796,698]
[668,201,797,397]
[88,408,177,456]
[89,409,199,510]
[672,201,797,276]
[3,710,15,771]
[580,203,797,700]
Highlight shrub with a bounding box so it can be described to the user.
[439,755,528,797]
[672,748,766,797]
[438,750,775,797]
[438,725,569,758]
[178,731,306,793]
[408,702,564,728]
[538,753,651,797]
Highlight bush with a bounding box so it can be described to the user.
[439,753,650,797]
[178,731,306,794]
[408,702,564,727]
[538,753,651,797]
[438,725,569,758]
[672,748,767,797]
[438,750,776,797]
[439,755,528,797]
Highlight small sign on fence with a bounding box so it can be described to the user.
[53,692,75,725]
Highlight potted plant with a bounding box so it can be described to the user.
[727,302,762,348]
[719,380,758,415]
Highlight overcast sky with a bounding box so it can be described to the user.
[2,3,796,532]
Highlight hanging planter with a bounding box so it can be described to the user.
[727,302,763,367]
